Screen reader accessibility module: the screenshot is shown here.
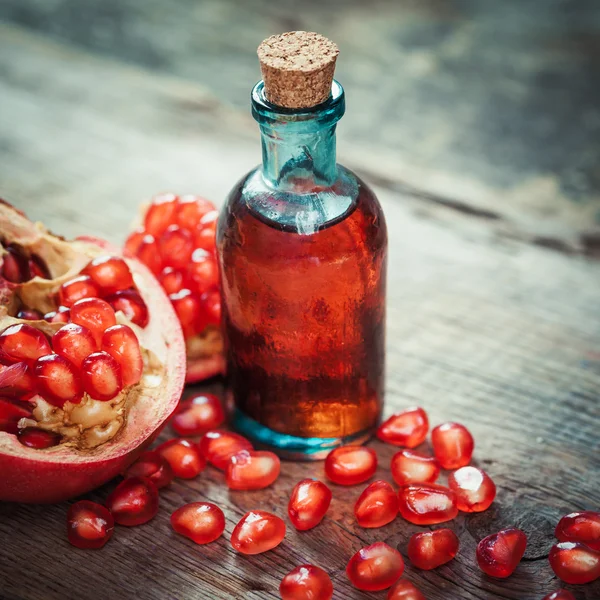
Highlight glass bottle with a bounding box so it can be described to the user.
[217,54,387,460]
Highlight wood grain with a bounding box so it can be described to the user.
[0,9,599,600]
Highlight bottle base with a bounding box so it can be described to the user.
[232,408,375,461]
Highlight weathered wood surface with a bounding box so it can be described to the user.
[0,3,599,599]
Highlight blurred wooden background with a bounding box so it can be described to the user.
[0,1,599,599]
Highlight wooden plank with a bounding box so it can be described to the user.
[0,23,599,600]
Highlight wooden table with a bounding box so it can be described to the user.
[0,1,599,599]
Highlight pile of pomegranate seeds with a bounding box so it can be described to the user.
[354,480,398,528]
[346,542,404,591]
[226,449,280,491]
[171,502,225,545]
[476,528,527,578]
[279,564,333,600]
[324,445,377,485]
[125,194,220,339]
[377,407,429,447]
[0,241,50,283]
[67,500,114,549]
[231,510,286,555]
[387,579,426,600]
[171,393,225,436]
[408,528,459,570]
[288,479,332,531]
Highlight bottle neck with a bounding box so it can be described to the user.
[252,80,345,191]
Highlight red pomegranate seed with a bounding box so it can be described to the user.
[198,429,253,470]
[44,306,70,324]
[124,228,146,256]
[156,438,206,479]
[136,234,162,275]
[175,195,215,230]
[0,362,37,400]
[476,528,527,578]
[35,354,83,406]
[1,245,31,282]
[0,323,51,364]
[0,397,32,434]
[52,323,97,369]
[431,422,474,469]
[70,297,117,346]
[187,249,219,296]
[67,500,114,549]
[387,579,426,600]
[288,479,332,531]
[447,466,496,513]
[377,407,429,448]
[169,289,200,338]
[325,446,378,486]
[159,267,185,295]
[159,225,194,270]
[226,449,280,490]
[355,480,399,528]
[555,511,600,551]
[124,450,174,489]
[80,351,123,401]
[542,591,575,600]
[106,289,149,328]
[171,393,224,436]
[18,427,61,449]
[391,449,440,486]
[82,255,134,295]
[144,193,178,236]
[280,564,333,600]
[59,275,99,307]
[398,483,458,525]
[548,541,600,584]
[408,528,459,570]
[171,502,225,545]
[231,510,286,555]
[105,477,159,526]
[101,325,143,387]
[346,542,404,592]
[16,308,43,320]
[200,289,221,327]
[29,254,50,279]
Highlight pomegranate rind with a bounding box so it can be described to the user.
[0,208,185,503]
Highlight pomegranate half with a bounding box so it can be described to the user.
[0,201,185,503]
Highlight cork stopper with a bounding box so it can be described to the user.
[257,31,339,109]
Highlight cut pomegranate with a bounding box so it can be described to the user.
[101,325,143,387]
[1,245,31,282]
[324,445,378,486]
[387,580,426,600]
[105,477,159,526]
[81,351,123,401]
[288,478,332,531]
[171,393,225,436]
[0,398,32,434]
[0,323,51,364]
[156,438,206,479]
[67,500,114,549]
[16,308,43,320]
[126,193,223,382]
[198,429,253,470]
[555,511,600,551]
[70,297,117,346]
[354,480,399,528]
[34,354,83,407]
[407,528,459,570]
[0,362,37,400]
[447,466,496,513]
[346,542,404,591]
[171,502,225,545]
[431,422,474,470]
[18,428,61,449]
[391,449,440,486]
[476,528,527,578]
[105,289,149,328]
[542,591,575,600]
[280,565,333,600]
[52,323,97,369]
[398,483,458,525]
[123,450,174,489]
[231,510,286,555]
[82,255,134,295]
[377,407,429,448]
[548,541,600,584]
[59,275,99,307]
[44,306,70,324]
[226,449,280,490]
